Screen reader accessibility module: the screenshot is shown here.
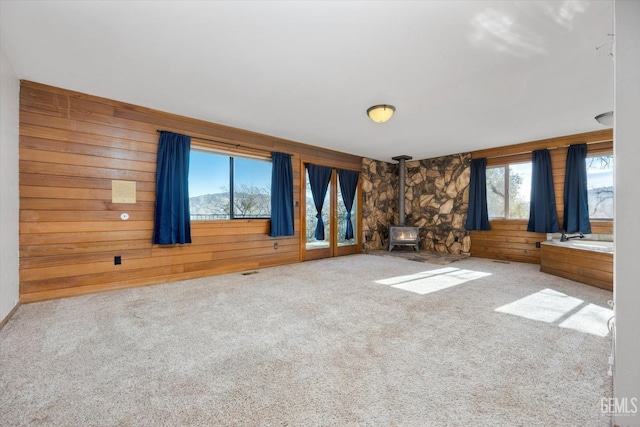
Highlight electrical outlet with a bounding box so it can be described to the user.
[274,243,278,249]
[535,242,541,248]
[114,256,122,265]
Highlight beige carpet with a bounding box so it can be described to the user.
[0,255,613,426]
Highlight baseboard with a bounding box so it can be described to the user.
[0,302,20,331]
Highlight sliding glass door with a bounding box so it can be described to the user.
[302,164,359,261]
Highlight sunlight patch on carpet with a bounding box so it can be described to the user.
[375,267,491,295]
[496,289,613,336]
[559,303,613,337]
[495,289,583,323]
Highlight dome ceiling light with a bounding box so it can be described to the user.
[367,104,396,123]
[595,111,613,127]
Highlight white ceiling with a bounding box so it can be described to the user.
[1,0,614,162]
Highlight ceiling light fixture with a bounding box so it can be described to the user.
[595,111,613,127]
[367,104,396,123]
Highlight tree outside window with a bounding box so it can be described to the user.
[486,162,531,219]
[586,154,613,219]
[188,149,271,221]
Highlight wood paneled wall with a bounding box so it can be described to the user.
[19,81,362,302]
[470,130,613,264]
[470,220,545,264]
[540,243,613,291]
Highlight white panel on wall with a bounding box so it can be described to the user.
[0,47,21,324]
[614,1,640,426]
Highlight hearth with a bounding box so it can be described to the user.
[389,155,419,252]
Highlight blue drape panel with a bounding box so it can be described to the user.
[269,152,295,237]
[563,144,592,234]
[465,158,491,230]
[527,149,559,233]
[338,169,359,239]
[306,163,333,240]
[153,131,192,245]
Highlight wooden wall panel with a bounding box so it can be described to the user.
[471,132,613,263]
[472,130,612,159]
[470,220,545,264]
[19,81,362,302]
[540,244,613,291]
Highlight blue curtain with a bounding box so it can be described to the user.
[153,131,192,245]
[338,169,359,239]
[269,152,294,237]
[465,158,490,230]
[306,163,333,240]
[527,149,559,233]
[563,144,592,234]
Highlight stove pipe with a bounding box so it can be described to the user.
[392,155,413,226]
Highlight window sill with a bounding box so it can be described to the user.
[191,218,270,226]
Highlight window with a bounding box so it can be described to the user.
[586,154,613,219]
[486,162,532,219]
[188,149,272,220]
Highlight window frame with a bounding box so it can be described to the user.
[486,160,532,220]
[189,145,272,221]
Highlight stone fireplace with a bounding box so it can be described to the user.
[361,153,471,255]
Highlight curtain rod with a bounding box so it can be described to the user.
[156,130,273,154]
